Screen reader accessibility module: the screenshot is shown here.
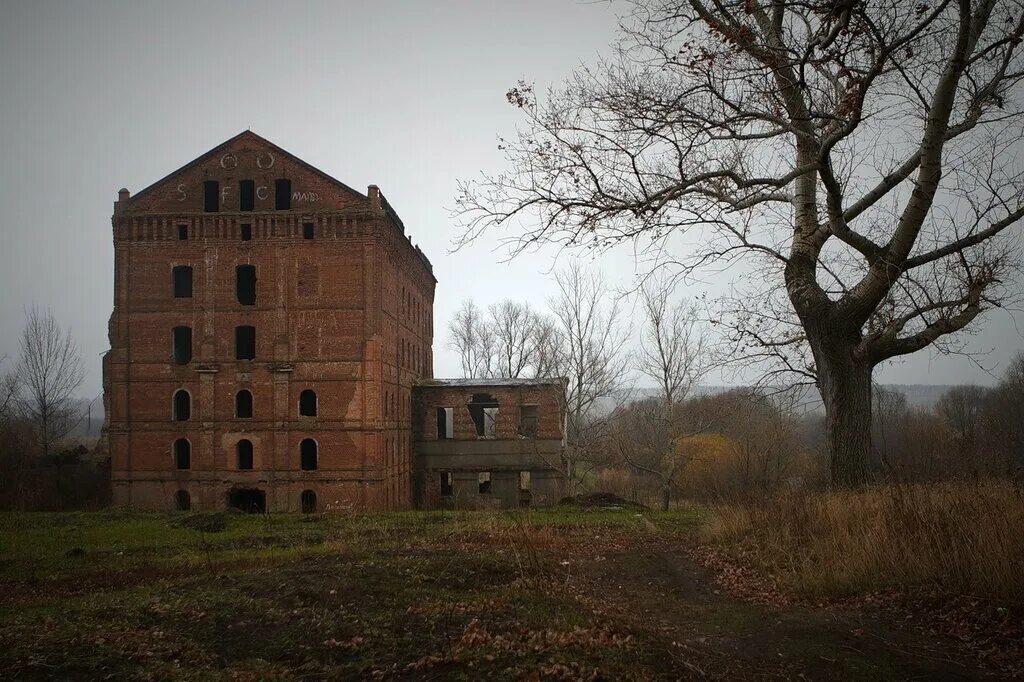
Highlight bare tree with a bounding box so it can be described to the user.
[0,357,18,422]
[624,282,710,508]
[982,353,1024,477]
[549,261,631,493]
[447,299,495,378]
[936,384,989,475]
[455,0,1024,486]
[16,306,85,458]
[488,300,540,378]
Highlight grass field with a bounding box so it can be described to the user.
[0,506,1011,679]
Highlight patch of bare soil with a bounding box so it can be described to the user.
[565,542,1000,679]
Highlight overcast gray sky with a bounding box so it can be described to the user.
[1,0,1022,399]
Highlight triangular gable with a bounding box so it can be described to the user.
[126,130,367,213]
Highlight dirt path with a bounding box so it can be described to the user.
[568,544,990,680]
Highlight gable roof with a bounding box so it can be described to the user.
[128,130,367,204]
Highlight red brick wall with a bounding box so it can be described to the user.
[413,384,565,442]
[106,132,435,511]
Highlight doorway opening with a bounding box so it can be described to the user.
[227,488,266,513]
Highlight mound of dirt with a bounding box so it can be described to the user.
[559,492,648,510]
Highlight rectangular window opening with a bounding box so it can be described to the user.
[203,180,219,212]
[519,405,538,437]
[436,407,453,439]
[302,222,314,239]
[172,265,193,298]
[239,180,255,211]
[240,223,252,241]
[236,264,256,305]
[177,224,188,240]
[519,471,531,491]
[172,326,192,365]
[440,471,453,497]
[235,325,256,360]
[478,472,492,495]
[274,178,291,210]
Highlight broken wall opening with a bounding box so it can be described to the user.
[228,488,265,513]
[467,393,498,438]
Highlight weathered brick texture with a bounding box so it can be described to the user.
[104,132,435,512]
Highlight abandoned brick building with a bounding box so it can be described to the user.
[103,131,565,512]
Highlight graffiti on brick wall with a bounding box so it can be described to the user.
[170,150,322,204]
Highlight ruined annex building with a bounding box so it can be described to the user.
[103,131,566,512]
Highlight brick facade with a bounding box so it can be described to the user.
[412,379,567,509]
[104,131,435,512]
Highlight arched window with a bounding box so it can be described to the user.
[173,389,191,421]
[301,489,317,513]
[300,438,318,471]
[174,489,190,511]
[299,389,317,417]
[235,389,253,418]
[237,439,254,470]
[173,439,191,470]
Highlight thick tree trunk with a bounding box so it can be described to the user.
[817,353,874,487]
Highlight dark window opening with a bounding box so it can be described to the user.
[240,223,252,241]
[237,439,254,470]
[274,178,291,210]
[173,389,191,421]
[236,264,256,305]
[301,489,317,513]
[302,222,314,239]
[172,265,193,298]
[173,439,191,470]
[177,224,188,240]
[519,405,538,437]
[239,180,255,211]
[174,489,190,511]
[440,471,453,497]
[235,390,253,418]
[228,488,265,513]
[172,326,192,365]
[299,389,317,417]
[478,472,492,495]
[436,407,453,439]
[235,325,256,360]
[203,180,219,212]
[300,439,318,471]
[467,393,498,438]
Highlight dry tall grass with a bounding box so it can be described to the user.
[701,481,1024,604]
